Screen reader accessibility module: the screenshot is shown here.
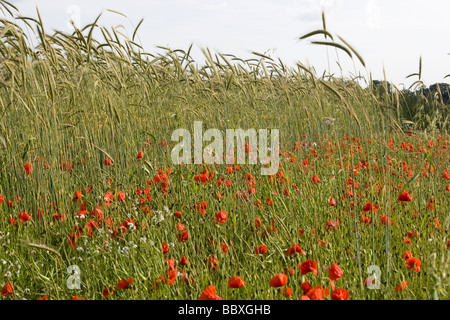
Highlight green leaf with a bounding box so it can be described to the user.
[22,141,29,160]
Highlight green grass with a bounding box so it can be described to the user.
[0,2,448,300]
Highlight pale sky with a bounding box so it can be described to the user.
[6,0,450,89]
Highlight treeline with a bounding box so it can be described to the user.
[371,80,450,131]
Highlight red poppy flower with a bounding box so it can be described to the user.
[119,218,135,231]
[362,202,378,212]
[165,258,175,271]
[228,276,246,288]
[215,210,228,223]
[220,242,229,253]
[136,151,144,159]
[194,173,209,184]
[312,175,321,184]
[269,273,287,288]
[52,212,67,222]
[90,208,104,223]
[18,211,32,224]
[254,245,268,254]
[208,257,219,271]
[104,158,113,166]
[180,256,188,266]
[406,257,421,272]
[117,192,126,202]
[281,287,293,298]
[300,281,312,293]
[331,288,349,300]
[285,244,305,256]
[198,201,207,215]
[1,281,14,296]
[328,264,343,281]
[160,269,177,286]
[177,222,185,231]
[283,267,295,276]
[162,243,170,254]
[116,278,133,290]
[24,163,33,175]
[68,231,81,248]
[398,191,412,202]
[402,250,413,260]
[329,197,336,206]
[299,260,318,276]
[326,220,340,231]
[380,214,392,225]
[72,191,83,202]
[102,286,114,298]
[427,197,436,209]
[406,229,418,239]
[395,281,409,292]
[429,218,441,230]
[306,286,329,300]
[177,230,189,242]
[199,285,223,300]
[60,160,73,172]
[329,278,336,291]
[254,218,263,228]
[174,211,182,218]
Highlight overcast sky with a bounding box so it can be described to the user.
[6,0,450,89]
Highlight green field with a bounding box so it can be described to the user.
[0,2,449,300]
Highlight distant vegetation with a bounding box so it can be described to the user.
[370,80,450,131]
[0,1,448,301]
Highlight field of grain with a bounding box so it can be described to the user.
[0,2,449,300]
